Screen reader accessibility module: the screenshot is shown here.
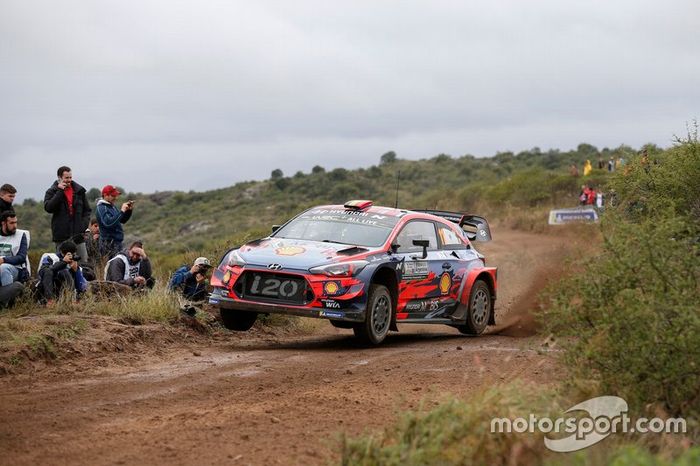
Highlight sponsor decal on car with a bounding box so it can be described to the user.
[323,281,341,295]
[275,246,306,256]
[320,309,345,318]
[321,299,341,309]
[405,299,440,312]
[439,272,452,294]
[401,261,429,280]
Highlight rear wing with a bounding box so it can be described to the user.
[413,210,492,242]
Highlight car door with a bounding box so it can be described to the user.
[393,220,447,319]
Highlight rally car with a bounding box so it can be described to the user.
[209,200,497,345]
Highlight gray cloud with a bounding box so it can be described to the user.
[1,0,698,200]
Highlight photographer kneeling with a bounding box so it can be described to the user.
[169,257,211,316]
[37,240,88,305]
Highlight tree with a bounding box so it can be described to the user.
[380,151,397,165]
[312,165,325,174]
[87,187,101,201]
[271,169,284,180]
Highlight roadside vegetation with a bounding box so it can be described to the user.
[340,128,700,465]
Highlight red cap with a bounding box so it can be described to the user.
[101,185,121,197]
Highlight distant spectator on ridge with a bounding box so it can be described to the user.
[96,185,134,259]
[0,184,17,214]
[44,166,91,265]
[583,160,592,176]
[569,164,579,177]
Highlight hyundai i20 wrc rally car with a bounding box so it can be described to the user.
[209,200,497,345]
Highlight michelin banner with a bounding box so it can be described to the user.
[548,208,599,225]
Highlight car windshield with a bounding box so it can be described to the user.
[274,209,400,247]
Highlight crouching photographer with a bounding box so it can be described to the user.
[37,240,88,306]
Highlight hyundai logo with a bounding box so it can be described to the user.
[268,264,282,270]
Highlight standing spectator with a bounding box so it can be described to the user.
[583,160,592,176]
[96,185,133,259]
[608,157,615,172]
[169,257,211,302]
[597,157,605,170]
[37,241,88,305]
[579,185,589,206]
[0,184,17,214]
[569,164,579,177]
[596,191,604,209]
[0,211,30,286]
[587,186,596,206]
[105,241,155,291]
[44,166,91,265]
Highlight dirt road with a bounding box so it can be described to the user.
[0,228,570,466]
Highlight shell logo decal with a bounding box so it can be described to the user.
[324,281,340,295]
[275,246,306,256]
[439,272,452,295]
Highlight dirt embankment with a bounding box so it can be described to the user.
[0,228,576,466]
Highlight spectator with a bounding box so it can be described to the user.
[169,257,211,302]
[96,185,134,259]
[105,241,155,290]
[44,166,91,265]
[84,218,100,265]
[587,187,596,205]
[583,160,592,176]
[569,164,579,177]
[36,241,88,305]
[579,185,590,206]
[608,157,615,172]
[596,191,604,209]
[597,157,605,170]
[0,211,30,286]
[0,184,17,214]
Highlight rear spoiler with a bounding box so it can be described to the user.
[413,210,492,242]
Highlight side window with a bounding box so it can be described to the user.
[437,225,465,248]
[395,221,438,253]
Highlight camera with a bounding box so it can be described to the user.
[71,255,82,263]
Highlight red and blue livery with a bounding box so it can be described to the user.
[209,201,497,345]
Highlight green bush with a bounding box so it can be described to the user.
[541,133,700,419]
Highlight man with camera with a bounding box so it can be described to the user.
[96,185,134,259]
[37,240,88,305]
[169,257,212,302]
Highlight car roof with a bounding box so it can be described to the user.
[312,204,454,225]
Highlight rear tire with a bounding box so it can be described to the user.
[458,279,491,335]
[220,309,258,331]
[353,284,392,345]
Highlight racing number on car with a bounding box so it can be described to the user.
[250,275,299,298]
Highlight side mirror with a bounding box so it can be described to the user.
[271,224,281,234]
[412,239,429,259]
[389,243,400,254]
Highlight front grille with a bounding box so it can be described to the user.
[239,271,313,305]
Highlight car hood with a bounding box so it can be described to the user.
[237,238,378,270]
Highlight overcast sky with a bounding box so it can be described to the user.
[1,0,698,201]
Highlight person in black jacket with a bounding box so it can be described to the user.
[44,166,91,265]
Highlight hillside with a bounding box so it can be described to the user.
[13,143,632,260]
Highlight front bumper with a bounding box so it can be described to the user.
[209,288,365,323]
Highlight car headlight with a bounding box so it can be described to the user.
[309,260,368,277]
[225,250,246,267]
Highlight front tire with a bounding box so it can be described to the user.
[220,309,258,331]
[353,284,393,345]
[458,279,492,335]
